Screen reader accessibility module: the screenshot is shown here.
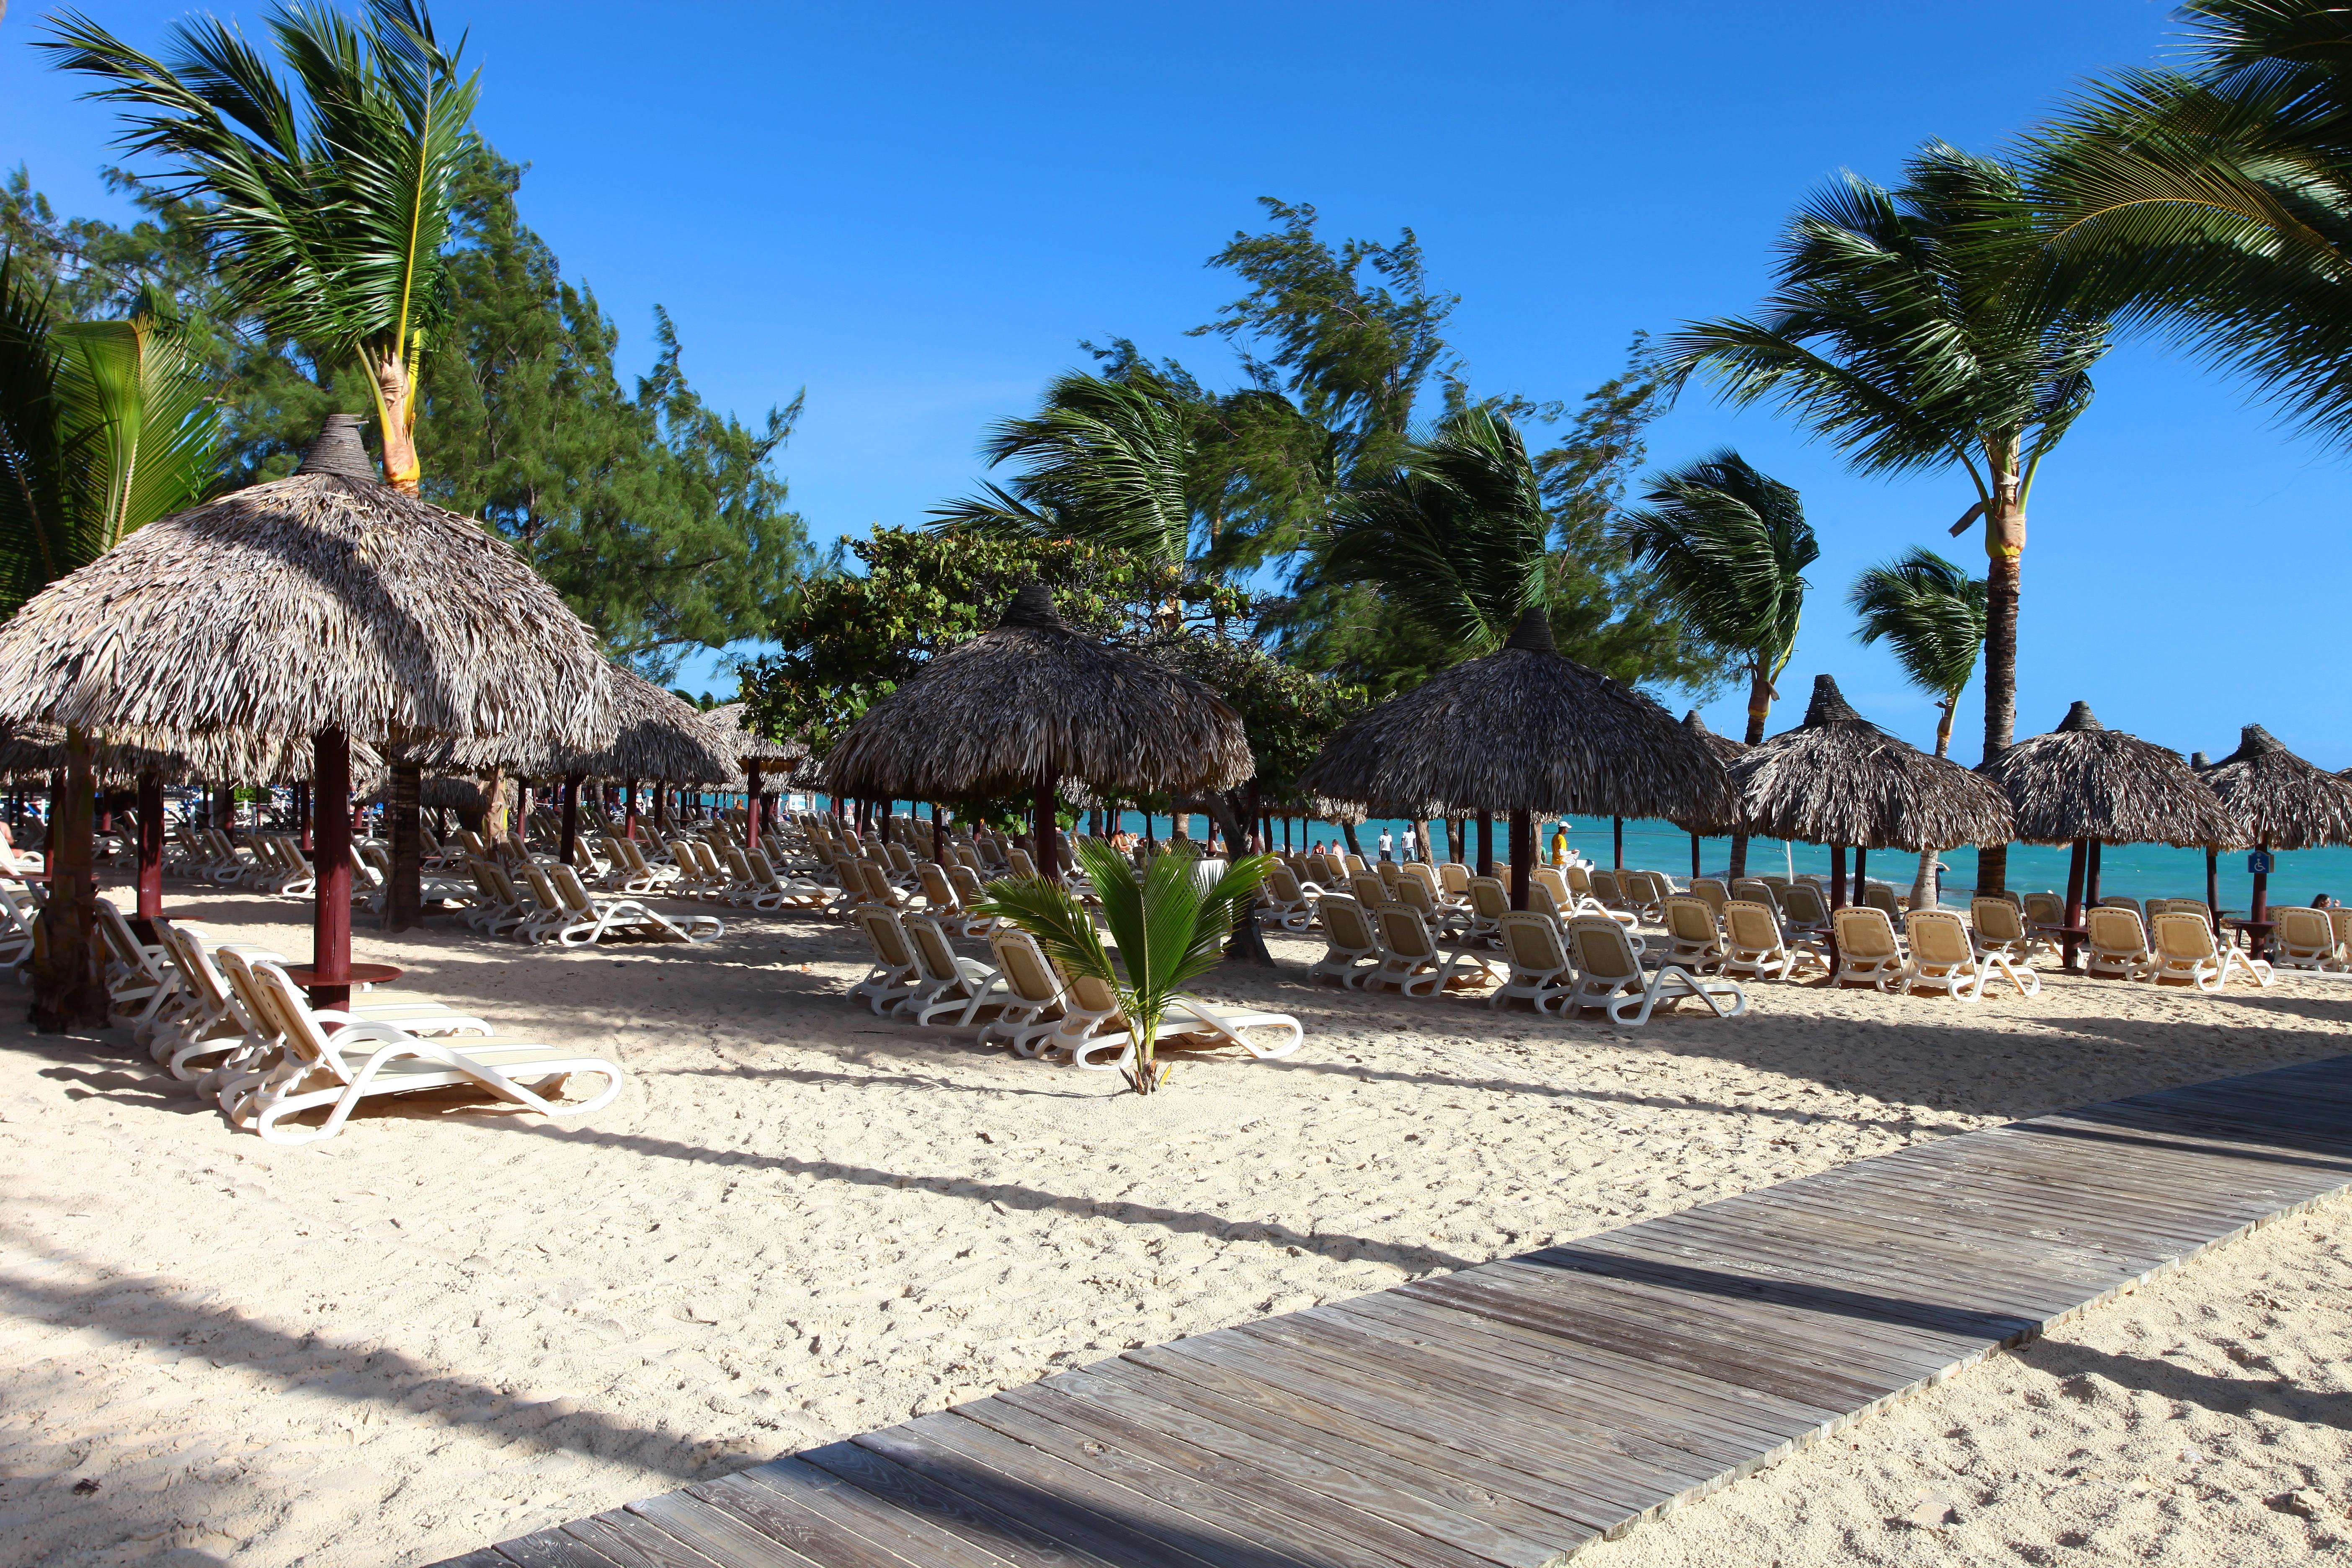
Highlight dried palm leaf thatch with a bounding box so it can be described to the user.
[1670,709,1748,834]
[2202,724,2352,850]
[823,583,1252,799]
[365,774,503,813]
[399,667,730,783]
[0,721,384,787]
[1729,674,2012,851]
[705,702,803,764]
[1982,701,2247,848]
[1299,609,1735,822]
[0,415,616,753]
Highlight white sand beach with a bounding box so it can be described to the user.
[2,886,2347,1566]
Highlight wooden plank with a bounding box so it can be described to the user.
[439,1554,514,1568]
[719,1457,1025,1568]
[689,1470,935,1568]
[1110,1344,1629,1537]
[797,1439,1123,1568]
[1049,1362,1589,1566]
[624,1493,825,1568]
[903,1409,1330,1568]
[570,1511,729,1568]
[852,1417,1258,1568]
[493,1532,625,1568]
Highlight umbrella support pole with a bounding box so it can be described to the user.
[1509,807,1532,912]
[1033,775,1057,883]
[2250,844,2270,960]
[1478,812,1493,879]
[560,773,582,867]
[136,769,164,923]
[1613,816,1624,870]
[311,729,353,1009]
[2205,848,2220,927]
[2063,838,2089,974]
[746,763,763,851]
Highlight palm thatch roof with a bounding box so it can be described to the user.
[706,702,803,765]
[2203,724,2352,850]
[365,774,509,813]
[0,721,384,788]
[1298,609,1735,822]
[1728,674,2013,851]
[0,415,616,753]
[1981,701,2247,848]
[1670,710,1748,835]
[823,583,1252,799]
[400,667,730,783]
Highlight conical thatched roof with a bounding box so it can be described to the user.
[400,667,730,783]
[0,721,384,787]
[1299,609,1735,822]
[0,415,616,753]
[2202,724,2352,850]
[823,583,1252,799]
[1670,709,1748,835]
[706,702,802,764]
[1981,701,2247,848]
[1728,674,2013,851]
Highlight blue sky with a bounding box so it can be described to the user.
[8,0,2347,765]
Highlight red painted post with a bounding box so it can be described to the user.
[136,770,164,921]
[311,729,353,1008]
[745,761,763,850]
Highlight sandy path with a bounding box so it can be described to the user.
[0,882,2346,1565]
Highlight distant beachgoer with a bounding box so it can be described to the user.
[2316,895,2337,909]
[1402,825,1418,860]
[1550,825,1569,866]
[1377,829,1394,863]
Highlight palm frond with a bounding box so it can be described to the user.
[0,251,70,612]
[1610,448,1816,675]
[1848,547,1986,701]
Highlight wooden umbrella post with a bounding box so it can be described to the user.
[623,779,638,842]
[1509,806,1532,911]
[311,728,353,1008]
[745,761,763,851]
[1613,815,1624,870]
[2205,846,2220,926]
[560,772,582,866]
[2063,837,2089,972]
[2250,840,2271,957]
[1034,774,1059,883]
[297,781,312,853]
[2084,839,2103,911]
[135,769,164,923]
[1690,832,1702,879]
[1478,812,1493,878]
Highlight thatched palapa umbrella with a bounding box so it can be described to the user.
[1672,709,1747,878]
[0,414,616,1007]
[1300,609,1736,909]
[1982,701,2248,966]
[2202,724,2352,943]
[706,701,803,850]
[823,583,1251,881]
[1730,675,2012,918]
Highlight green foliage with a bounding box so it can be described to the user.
[1665,143,2110,507]
[1848,548,1986,754]
[0,254,219,614]
[1612,449,1817,705]
[1135,631,1365,804]
[44,0,482,481]
[932,371,1196,562]
[2021,1,2352,447]
[973,839,1272,1094]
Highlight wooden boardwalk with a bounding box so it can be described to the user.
[436,1055,2352,1568]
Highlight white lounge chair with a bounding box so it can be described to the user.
[1564,916,1746,1026]
[900,916,1007,1027]
[1307,895,1382,987]
[1488,911,1576,1013]
[849,907,925,1015]
[980,929,1070,1056]
[2084,905,2155,981]
[1368,904,1498,998]
[2150,910,2272,992]
[1905,908,2038,1000]
[1659,895,1728,974]
[2271,906,2337,971]
[1830,906,1910,991]
[536,864,722,946]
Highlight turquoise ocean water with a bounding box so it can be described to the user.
[801,797,2352,912]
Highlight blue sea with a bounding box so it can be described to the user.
[800,797,2352,910]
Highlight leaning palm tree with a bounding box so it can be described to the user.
[1849,548,1988,907]
[44,0,479,492]
[2022,1,2352,449]
[0,254,220,1029]
[1611,449,1816,877]
[975,840,1271,1095]
[1665,142,2110,893]
[931,371,1198,564]
[1317,405,1552,655]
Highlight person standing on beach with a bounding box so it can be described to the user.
[1551,824,1570,866]
[1378,829,1394,862]
[1402,825,1418,861]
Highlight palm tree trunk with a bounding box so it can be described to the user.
[1206,788,1275,966]
[1914,694,1959,909]
[31,728,107,1032]
[368,351,423,493]
[1975,504,2023,893]
[1729,663,1774,878]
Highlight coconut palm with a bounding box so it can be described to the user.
[0,254,220,1028]
[931,371,1198,564]
[1316,405,1552,655]
[1665,142,2110,893]
[2022,2,2352,448]
[1849,548,1988,906]
[1611,449,1816,877]
[43,0,480,493]
[974,839,1271,1095]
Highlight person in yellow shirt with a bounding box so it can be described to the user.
[1550,824,1570,866]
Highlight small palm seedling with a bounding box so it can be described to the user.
[976,839,1271,1094]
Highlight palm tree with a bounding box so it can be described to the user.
[2021,1,2352,448]
[1316,405,1552,655]
[975,839,1271,1095]
[1849,548,1988,907]
[44,0,480,492]
[0,254,220,1029]
[931,371,1198,564]
[1611,449,1816,877]
[1664,142,2110,893]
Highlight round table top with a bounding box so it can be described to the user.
[284,962,403,987]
